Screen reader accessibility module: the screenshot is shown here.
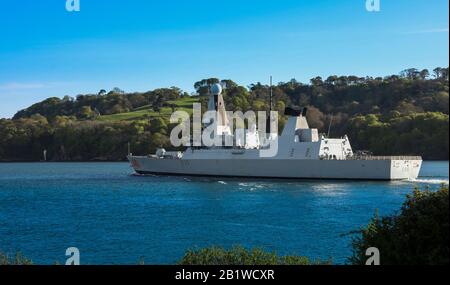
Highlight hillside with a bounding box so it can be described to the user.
[1,68,448,161]
[97,97,200,122]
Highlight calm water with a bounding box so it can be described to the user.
[0,161,448,265]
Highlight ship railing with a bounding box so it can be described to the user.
[347,155,422,161]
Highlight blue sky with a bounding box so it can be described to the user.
[0,0,448,118]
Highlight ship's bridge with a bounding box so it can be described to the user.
[268,107,354,160]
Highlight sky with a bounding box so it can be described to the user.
[0,0,448,118]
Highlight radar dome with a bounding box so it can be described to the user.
[210,83,222,95]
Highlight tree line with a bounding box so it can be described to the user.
[13,87,187,120]
[1,67,448,161]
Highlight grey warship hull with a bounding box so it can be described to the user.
[129,154,422,180]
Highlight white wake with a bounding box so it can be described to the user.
[409,178,449,185]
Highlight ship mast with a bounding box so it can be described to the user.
[265,76,277,140]
[270,75,273,112]
[205,83,231,136]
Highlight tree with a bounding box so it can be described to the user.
[111,87,125,94]
[169,104,176,113]
[441,67,449,80]
[275,101,286,114]
[52,116,71,128]
[349,186,449,265]
[419,69,429,80]
[305,106,325,130]
[220,79,238,89]
[194,78,220,96]
[149,117,167,134]
[310,76,323,86]
[79,106,95,119]
[433,67,444,79]
[62,95,73,102]
[150,132,170,150]
[395,101,423,114]
[400,68,420,80]
[152,96,163,114]
[325,75,338,85]
[178,246,329,265]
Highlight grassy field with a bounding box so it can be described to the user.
[98,96,200,122]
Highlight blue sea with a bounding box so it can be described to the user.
[0,161,448,265]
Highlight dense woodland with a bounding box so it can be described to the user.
[0,67,448,161]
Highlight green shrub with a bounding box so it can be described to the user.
[177,245,330,265]
[349,185,449,265]
[0,251,33,265]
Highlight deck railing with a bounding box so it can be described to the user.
[348,155,422,161]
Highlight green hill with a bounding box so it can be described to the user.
[97,97,199,122]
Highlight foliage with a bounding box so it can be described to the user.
[0,118,165,161]
[97,97,198,122]
[177,245,330,265]
[0,251,33,265]
[347,112,449,159]
[349,185,449,265]
[13,87,187,120]
[1,67,449,160]
[1,247,328,265]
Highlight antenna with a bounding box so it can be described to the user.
[269,76,273,111]
[266,76,274,136]
[327,114,333,138]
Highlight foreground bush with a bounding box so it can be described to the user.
[349,185,449,265]
[178,245,330,265]
[0,252,33,265]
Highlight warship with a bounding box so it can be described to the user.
[128,83,422,180]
